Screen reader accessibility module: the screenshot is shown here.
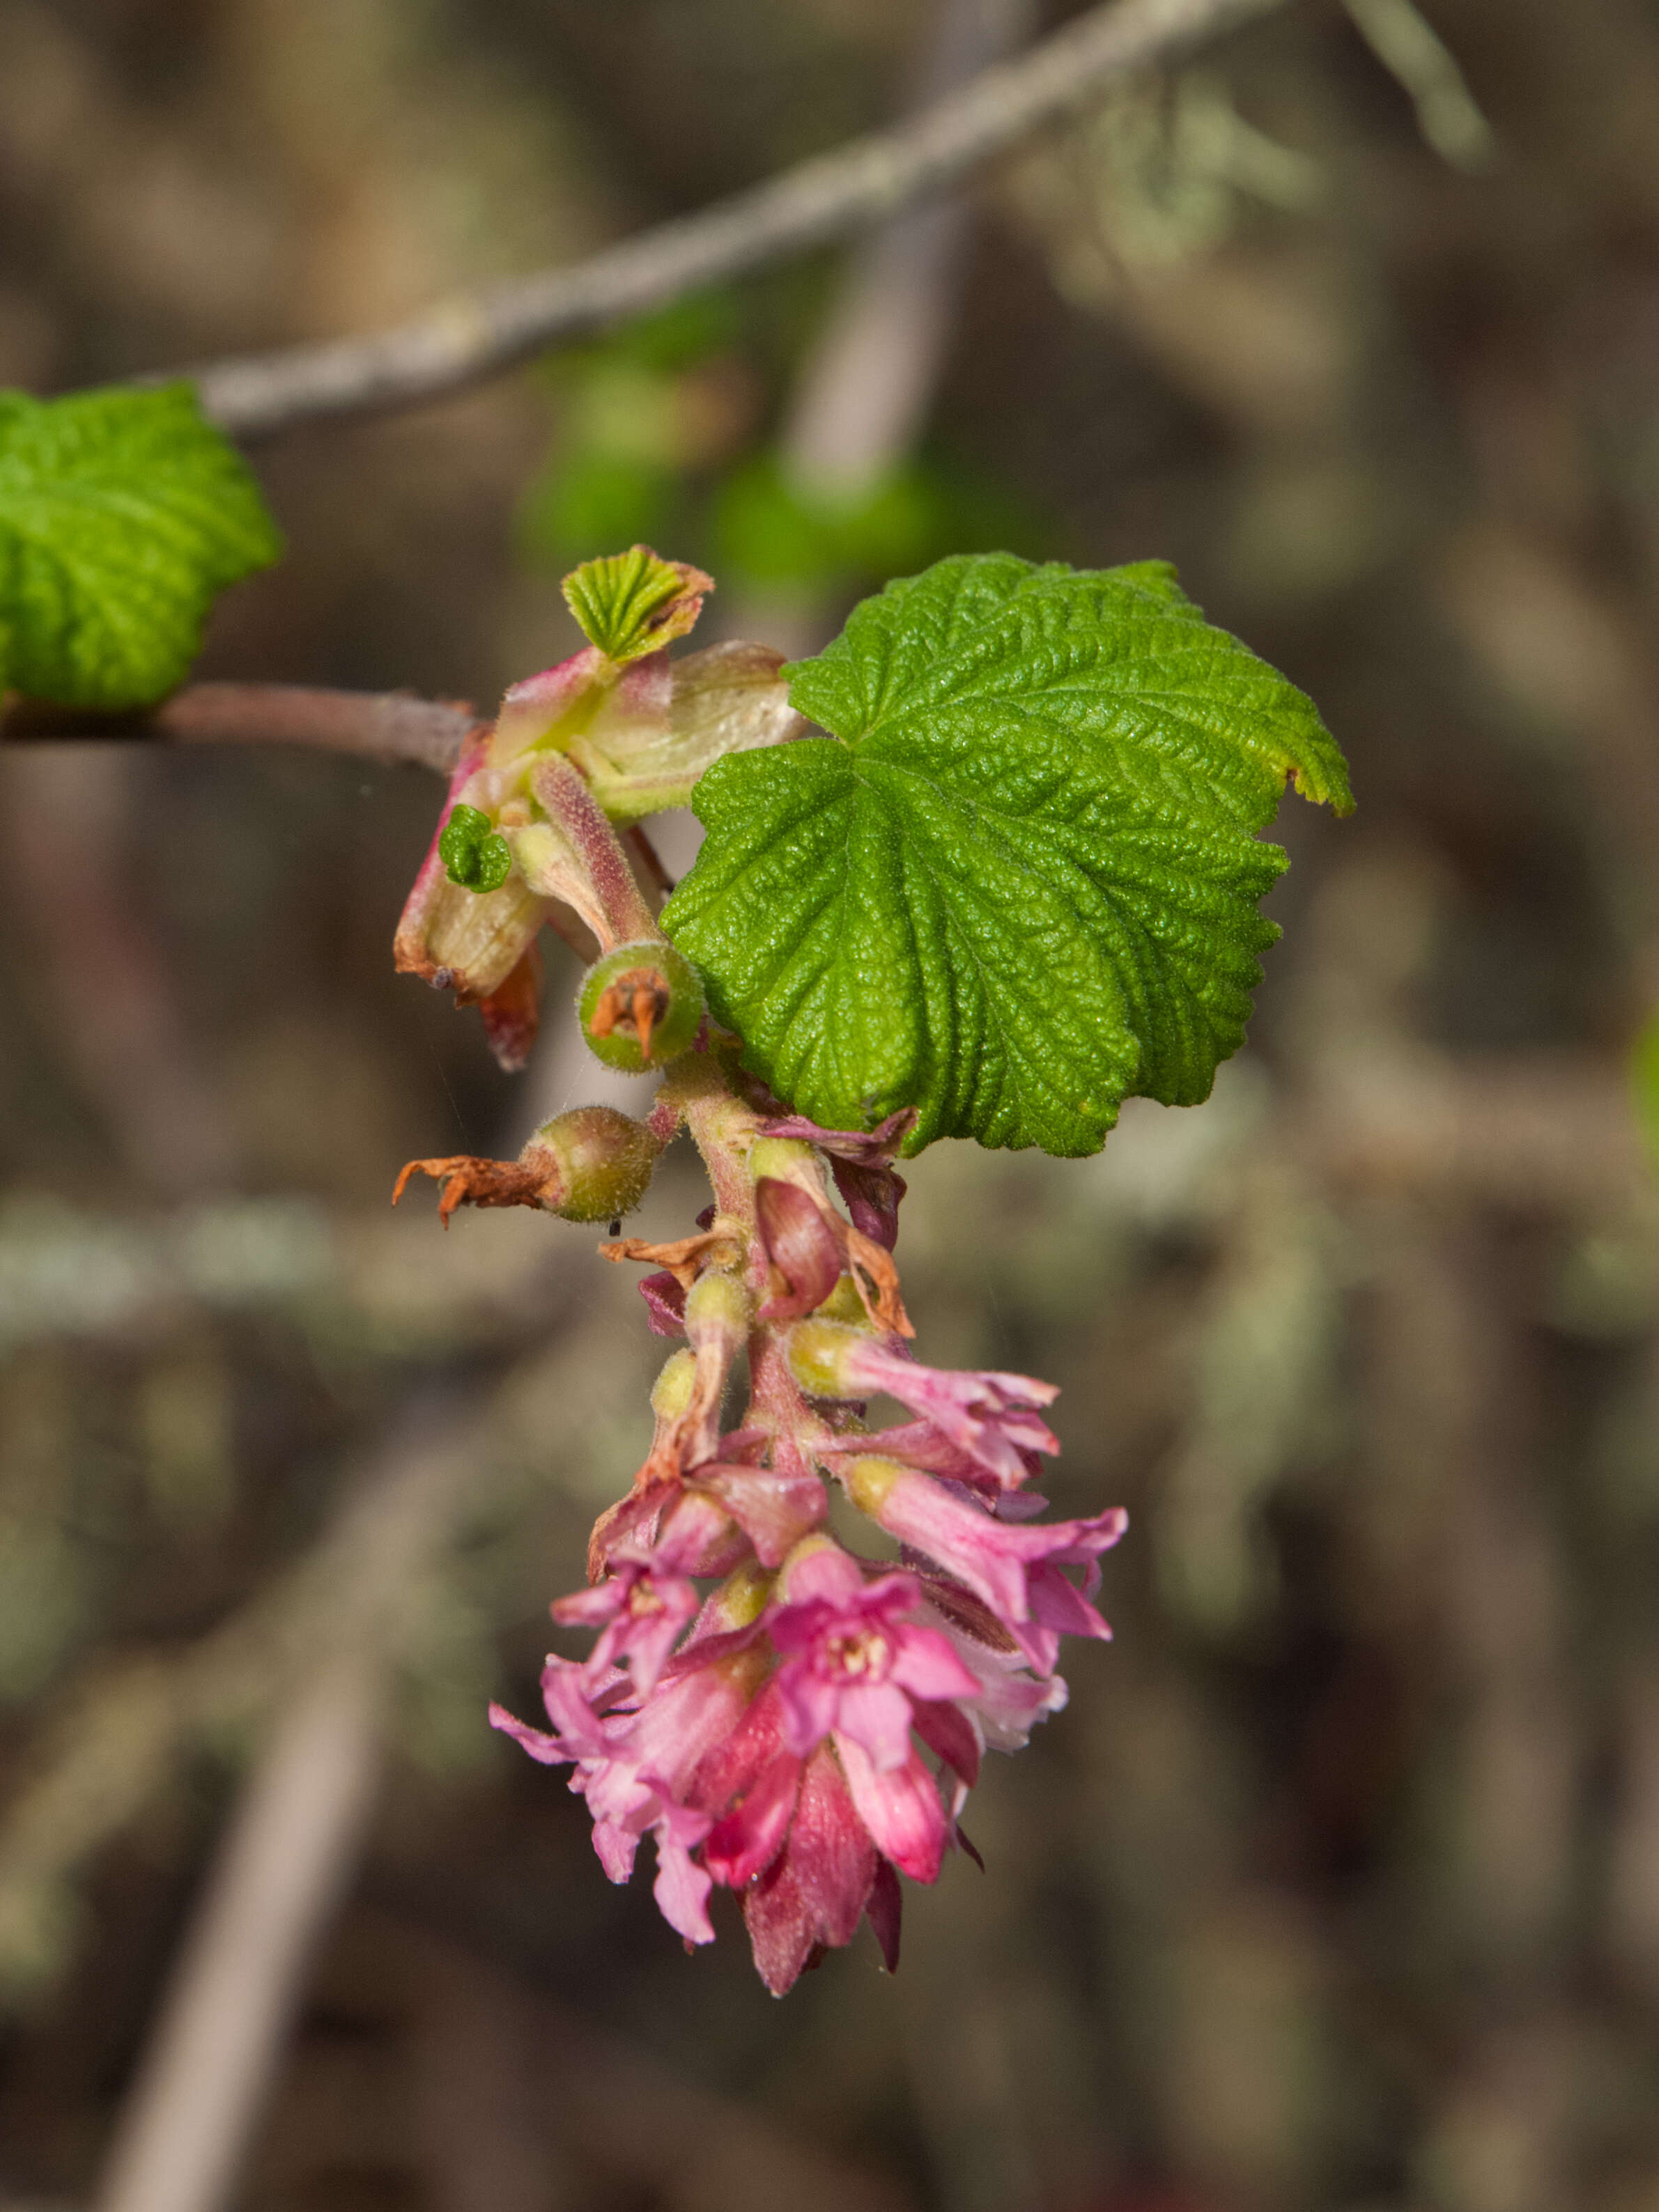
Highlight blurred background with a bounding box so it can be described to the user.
[3,1,1659,2206]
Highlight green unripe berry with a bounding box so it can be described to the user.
[577,939,704,1072]
[524,1106,658,1223]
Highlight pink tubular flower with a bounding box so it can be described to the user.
[766,1547,978,1772]
[841,1456,1126,1658]
[490,1644,763,1945]
[789,1320,1058,1487]
[551,1546,700,1698]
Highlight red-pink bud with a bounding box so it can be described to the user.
[755,1177,842,1321]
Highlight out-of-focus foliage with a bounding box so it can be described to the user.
[0,382,279,705]
[3,1,1659,2209]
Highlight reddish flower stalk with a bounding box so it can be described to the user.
[484,1017,1125,1995]
[399,578,1127,1993]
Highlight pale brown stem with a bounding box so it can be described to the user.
[0,683,477,773]
[161,0,1287,440]
[92,1656,386,2212]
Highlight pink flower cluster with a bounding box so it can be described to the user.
[493,1115,1127,1995]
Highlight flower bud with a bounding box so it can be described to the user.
[785,1317,870,1400]
[756,1178,842,1322]
[747,1135,819,1189]
[578,939,704,1070]
[842,1455,904,1518]
[684,1267,753,1345]
[702,1556,776,1632]
[524,1106,658,1223]
[651,1347,697,1421]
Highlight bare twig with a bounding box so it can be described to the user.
[178,0,1286,440]
[1,683,477,773]
[92,1657,387,2212]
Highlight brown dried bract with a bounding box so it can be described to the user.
[392,1154,548,1226]
[586,1475,678,1583]
[599,1224,743,1287]
[844,1223,913,1338]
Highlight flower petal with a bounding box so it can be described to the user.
[835,1733,948,1884]
[741,1743,877,1997]
[831,1681,918,1773]
[704,1749,803,1888]
[487,1702,570,1766]
[890,1623,981,1703]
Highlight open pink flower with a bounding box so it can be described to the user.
[766,1547,978,1772]
[789,1322,1057,1488]
[551,1547,700,1699]
[842,1457,1125,1643]
[491,1646,759,1944]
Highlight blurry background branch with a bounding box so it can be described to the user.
[0,686,475,773]
[183,0,1286,440]
[92,1655,387,2212]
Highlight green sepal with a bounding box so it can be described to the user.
[0,381,281,709]
[439,803,513,894]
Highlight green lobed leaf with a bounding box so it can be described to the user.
[0,381,281,709]
[662,552,1352,1157]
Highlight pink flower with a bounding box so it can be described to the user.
[841,1457,1126,1655]
[491,1645,762,1946]
[789,1321,1058,1488]
[738,1740,893,1997]
[550,1546,700,1699]
[766,1547,978,1772]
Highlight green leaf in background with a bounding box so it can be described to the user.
[710,451,1045,594]
[518,448,680,575]
[0,381,281,709]
[711,454,950,591]
[663,552,1352,1157]
[1634,1012,1659,1174]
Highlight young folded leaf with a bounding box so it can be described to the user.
[662,553,1352,1157]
